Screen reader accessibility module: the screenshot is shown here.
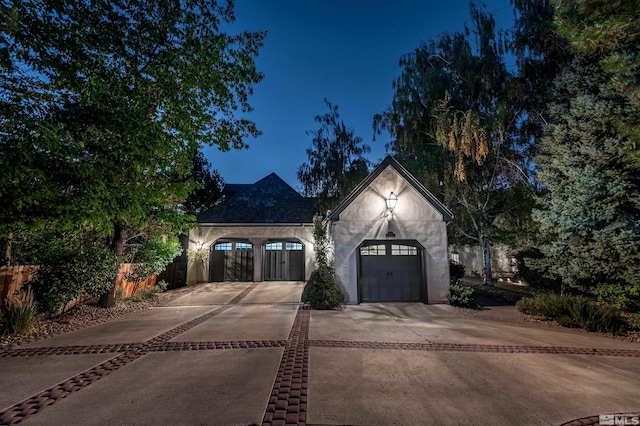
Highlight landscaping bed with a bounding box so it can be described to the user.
[0,285,194,348]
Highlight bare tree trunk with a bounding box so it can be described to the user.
[4,232,13,266]
[98,223,127,308]
[481,237,493,286]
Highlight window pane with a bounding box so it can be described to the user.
[286,242,302,250]
[391,245,417,256]
[235,242,252,251]
[214,242,232,251]
[265,242,282,251]
[360,245,386,256]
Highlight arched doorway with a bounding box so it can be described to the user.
[358,240,424,302]
[263,240,305,281]
[209,240,254,282]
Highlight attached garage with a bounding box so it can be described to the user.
[188,172,317,284]
[210,240,253,282]
[358,240,423,302]
[263,241,305,281]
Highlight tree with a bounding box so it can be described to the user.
[553,0,640,168]
[530,1,640,292]
[183,151,225,216]
[376,5,531,285]
[298,99,371,212]
[1,0,264,306]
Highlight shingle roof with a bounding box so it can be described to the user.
[197,173,317,224]
[222,183,252,196]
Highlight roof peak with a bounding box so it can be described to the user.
[328,155,453,222]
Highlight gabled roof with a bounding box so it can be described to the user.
[328,155,454,222]
[198,173,317,224]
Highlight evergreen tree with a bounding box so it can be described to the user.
[533,57,640,290]
[553,0,640,176]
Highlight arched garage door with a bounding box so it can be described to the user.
[210,240,253,282]
[263,241,305,281]
[358,240,423,302]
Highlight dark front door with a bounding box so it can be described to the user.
[359,241,422,302]
[263,241,304,281]
[210,241,253,282]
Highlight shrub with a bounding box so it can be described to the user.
[626,313,640,331]
[516,294,625,335]
[129,280,168,302]
[132,234,183,277]
[448,280,476,308]
[301,265,343,309]
[449,261,465,281]
[591,283,640,312]
[514,248,562,290]
[2,289,37,334]
[28,242,119,315]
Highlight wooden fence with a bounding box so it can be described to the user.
[0,265,38,304]
[0,263,158,305]
[116,264,157,298]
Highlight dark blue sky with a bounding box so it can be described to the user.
[205,0,515,190]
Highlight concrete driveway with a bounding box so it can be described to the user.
[1,282,639,426]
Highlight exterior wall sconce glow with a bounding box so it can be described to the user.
[196,241,203,250]
[386,191,398,212]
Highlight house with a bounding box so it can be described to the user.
[188,155,453,304]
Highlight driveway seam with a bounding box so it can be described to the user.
[0,281,262,425]
[308,340,640,357]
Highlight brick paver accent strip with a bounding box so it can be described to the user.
[263,306,309,426]
[0,282,263,425]
[309,340,640,357]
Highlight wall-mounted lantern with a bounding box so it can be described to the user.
[386,191,398,212]
[195,241,203,250]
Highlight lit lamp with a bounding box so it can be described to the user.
[386,191,398,212]
[195,241,203,250]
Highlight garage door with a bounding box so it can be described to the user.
[263,241,305,281]
[359,241,422,302]
[210,241,253,282]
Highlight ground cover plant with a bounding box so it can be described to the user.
[516,294,626,335]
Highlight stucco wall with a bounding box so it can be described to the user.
[331,165,450,304]
[449,244,516,278]
[187,225,315,283]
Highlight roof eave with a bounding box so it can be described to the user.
[328,155,454,222]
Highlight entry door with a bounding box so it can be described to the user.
[359,241,422,302]
[210,241,253,282]
[263,241,304,281]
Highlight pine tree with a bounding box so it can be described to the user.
[533,57,640,290]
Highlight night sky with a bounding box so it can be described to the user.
[205,0,515,190]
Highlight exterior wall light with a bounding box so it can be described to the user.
[386,191,398,212]
[196,241,203,250]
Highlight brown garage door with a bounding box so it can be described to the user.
[210,241,253,282]
[359,241,422,302]
[263,241,305,281]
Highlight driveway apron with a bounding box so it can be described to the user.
[1,285,640,425]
